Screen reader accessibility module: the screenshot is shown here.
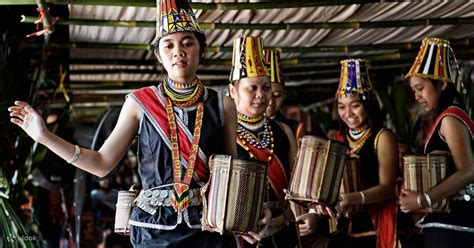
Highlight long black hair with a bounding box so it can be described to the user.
[431,80,465,117]
[337,92,384,134]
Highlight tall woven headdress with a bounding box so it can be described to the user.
[335,59,375,99]
[406,37,460,84]
[152,0,202,44]
[264,50,284,85]
[229,36,269,82]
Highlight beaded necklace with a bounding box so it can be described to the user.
[163,77,203,107]
[349,125,368,136]
[347,127,371,154]
[163,89,204,213]
[237,114,274,158]
[237,112,265,131]
[167,77,199,89]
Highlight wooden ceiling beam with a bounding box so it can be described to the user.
[50,47,474,67]
[3,0,401,8]
[30,38,474,53]
[21,15,474,30]
[67,62,413,76]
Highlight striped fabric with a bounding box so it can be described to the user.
[403,153,450,212]
[289,201,307,219]
[286,136,348,209]
[264,50,284,85]
[201,155,267,234]
[340,156,364,215]
[405,37,457,83]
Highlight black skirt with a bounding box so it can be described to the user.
[131,223,232,248]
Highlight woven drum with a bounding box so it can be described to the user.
[201,155,267,234]
[403,153,450,212]
[340,156,363,215]
[286,136,348,209]
[289,201,307,219]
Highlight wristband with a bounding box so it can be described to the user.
[67,145,81,164]
[416,194,423,208]
[359,191,366,205]
[424,193,432,208]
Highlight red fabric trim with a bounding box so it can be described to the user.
[334,131,346,143]
[132,87,209,181]
[237,136,288,200]
[425,106,474,153]
[368,200,398,248]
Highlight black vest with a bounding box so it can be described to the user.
[130,85,225,229]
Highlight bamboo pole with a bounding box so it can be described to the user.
[35,0,55,35]
[64,61,416,83]
[62,62,412,83]
[56,47,474,67]
[35,0,54,100]
[65,64,411,84]
[50,42,152,50]
[29,37,473,53]
[21,15,474,30]
[3,0,400,8]
[21,16,154,28]
[61,50,474,87]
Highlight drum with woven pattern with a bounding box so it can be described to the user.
[201,155,267,234]
[340,155,364,215]
[286,135,348,209]
[403,153,450,212]
[289,201,307,219]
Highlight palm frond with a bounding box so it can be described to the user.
[0,173,37,248]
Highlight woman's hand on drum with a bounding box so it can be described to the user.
[334,194,350,214]
[240,203,272,244]
[296,212,318,236]
[313,205,337,217]
[240,232,261,244]
[258,203,272,226]
[8,101,49,143]
[399,189,422,213]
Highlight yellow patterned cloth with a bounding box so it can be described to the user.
[153,0,202,43]
[229,36,269,82]
[336,59,375,98]
[264,50,284,85]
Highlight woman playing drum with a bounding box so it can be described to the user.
[399,37,474,248]
[263,50,319,245]
[315,59,399,248]
[228,36,311,247]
